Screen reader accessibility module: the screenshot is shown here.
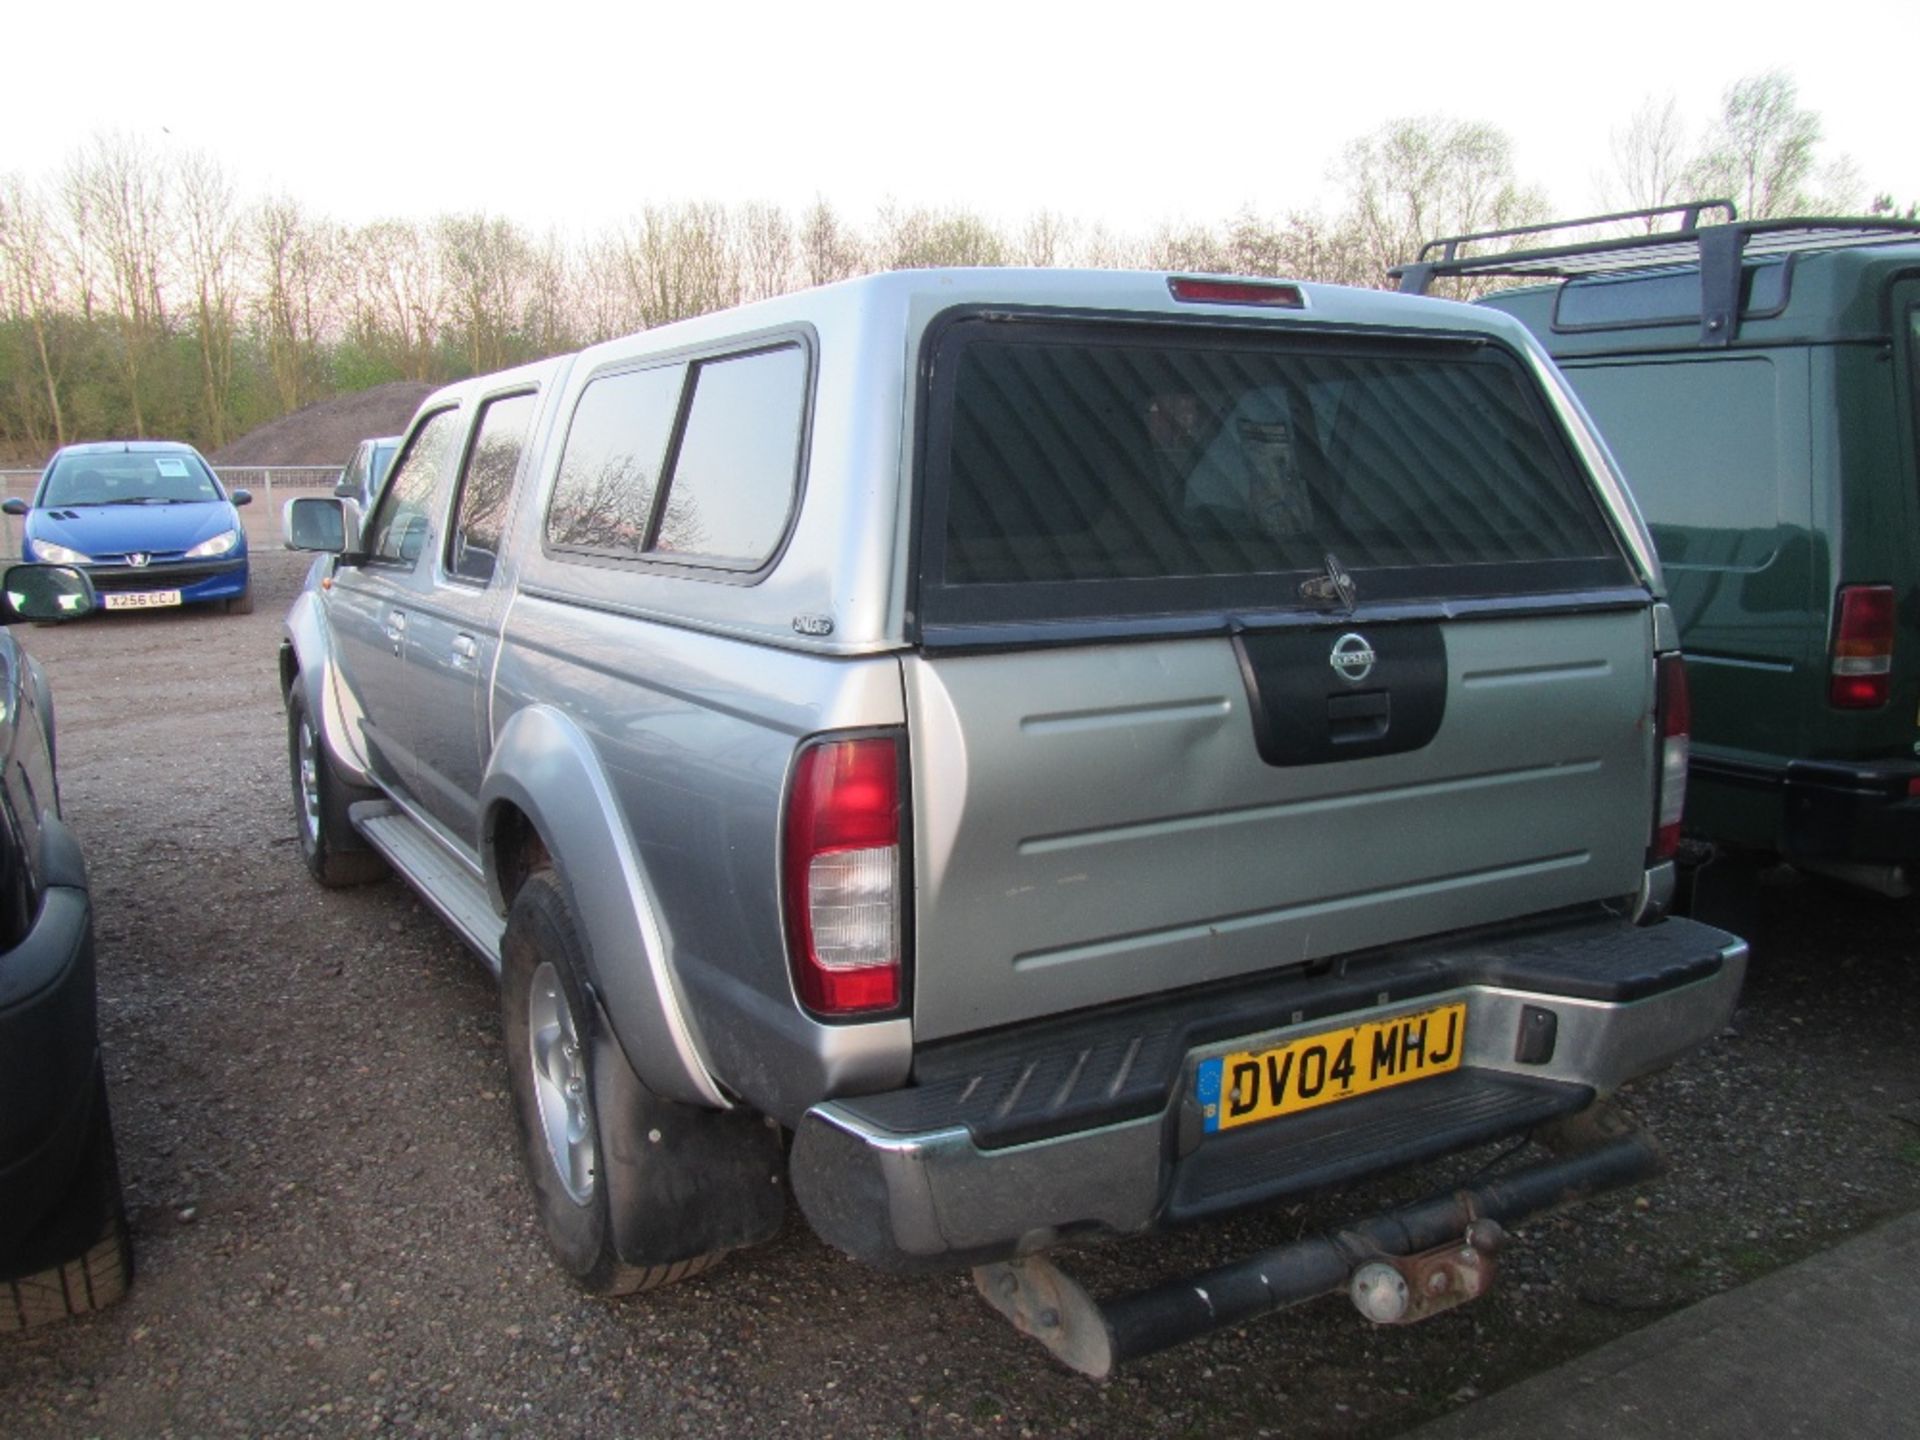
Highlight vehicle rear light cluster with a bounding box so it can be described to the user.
[1652,653,1691,863]
[783,735,904,1015]
[1829,584,1895,710]
[1167,276,1306,308]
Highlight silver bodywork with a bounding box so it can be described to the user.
[281,270,1715,1250]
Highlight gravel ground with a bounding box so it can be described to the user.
[2,547,1916,1438]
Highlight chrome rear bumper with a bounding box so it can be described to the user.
[790,920,1746,1271]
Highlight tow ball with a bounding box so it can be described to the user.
[1349,1218,1505,1325]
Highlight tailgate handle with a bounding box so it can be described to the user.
[1327,691,1390,744]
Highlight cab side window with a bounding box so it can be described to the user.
[545,365,686,556]
[447,392,537,585]
[366,408,462,567]
[652,346,807,566]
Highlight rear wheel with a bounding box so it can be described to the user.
[501,867,722,1295]
[286,684,385,887]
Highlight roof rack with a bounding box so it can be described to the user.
[1391,201,1920,347]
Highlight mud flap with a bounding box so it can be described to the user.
[589,1001,786,1268]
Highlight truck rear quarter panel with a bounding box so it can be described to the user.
[490,596,910,1120]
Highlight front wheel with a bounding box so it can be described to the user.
[225,584,255,616]
[3,1068,132,1330]
[501,868,722,1295]
[286,684,385,887]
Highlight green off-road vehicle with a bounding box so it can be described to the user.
[1399,203,1920,897]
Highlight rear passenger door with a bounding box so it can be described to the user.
[402,386,544,854]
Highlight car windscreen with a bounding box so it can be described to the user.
[42,453,222,506]
[917,316,1634,632]
[370,441,399,489]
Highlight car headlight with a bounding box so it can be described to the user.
[184,528,241,559]
[29,537,92,565]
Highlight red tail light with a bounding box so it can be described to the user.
[783,735,903,1015]
[1652,654,1691,863]
[1830,584,1895,709]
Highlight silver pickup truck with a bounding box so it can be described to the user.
[280,269,1745,1376]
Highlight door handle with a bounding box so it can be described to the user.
[386,610,408,655]
[451,633,478,666]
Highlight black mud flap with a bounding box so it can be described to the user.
[591,1005,786,1268]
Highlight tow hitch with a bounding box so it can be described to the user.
[973,1115,1660,1378]
[1348,1218,1503,1325]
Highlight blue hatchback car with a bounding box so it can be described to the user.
[4,441,254,615]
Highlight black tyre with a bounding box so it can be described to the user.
[225,584,255,616]
[501,868,722,1295]
[285,683,385,887]
[4,1069,132,1331]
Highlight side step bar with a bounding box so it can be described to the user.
[350,801,504,971]
[973,1112,1661,1378]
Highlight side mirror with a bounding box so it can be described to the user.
[2,498,28,518]
[2,564,96,624]
[284,495,365,558]
[231,488,254,506]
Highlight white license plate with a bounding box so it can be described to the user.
[104,590,183,610]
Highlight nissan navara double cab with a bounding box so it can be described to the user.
[279,269,1745,1376]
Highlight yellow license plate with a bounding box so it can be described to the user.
[1196,1002,1467,1134]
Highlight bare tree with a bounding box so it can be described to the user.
[798,198,864,288]
[1018,210,1073,267]
[736,202,795,302]
[251,196,338,413]
[876,203,1008,269]
[1603,96,1691,225]
[348,219,445,381]
[1687,71,1830,219]
[523,228,576,358]
[1337,117,1548,289]
[62,133,171,435]
[1074,220,1140,270]
[572,230,648,344]
[179,151,241,446]
[440,213,535,374]
[621,202,738,327]
[1144,220,1230,275]
[0,175,72,447]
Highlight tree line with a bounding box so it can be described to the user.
[0,70,1898,462]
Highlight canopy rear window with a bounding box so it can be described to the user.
[917,316,1632,631]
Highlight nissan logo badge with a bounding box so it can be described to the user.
[1330,632,1376,684]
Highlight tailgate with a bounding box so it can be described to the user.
[905,611,1653,1039]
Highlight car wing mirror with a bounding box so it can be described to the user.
[284,495,366,559]
[231,487,253,506]
[2,497,28,518]
[1,564,97,624]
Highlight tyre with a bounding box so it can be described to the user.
[285,683,385,887]
[225,584,255,616]
[501,867,722,1295]
[3,1069,132,1331]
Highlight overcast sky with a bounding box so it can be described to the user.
[11,1,1914,237]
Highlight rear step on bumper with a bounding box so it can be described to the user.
[790,918,1745,1274]
[975,1110,1661,1378]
